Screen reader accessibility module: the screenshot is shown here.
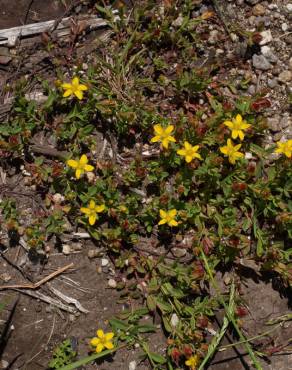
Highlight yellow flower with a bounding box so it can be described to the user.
[220,139,244,164]
[275,140,292,158]
[80,200,105,226]
[150,124,176,149]
[185,355,199,370]
[177,141,202,163]
[223,114,251,141]
[61,77,88,100]
[67,154,94,179]
[90,329,114,353]
[158,209,178,227]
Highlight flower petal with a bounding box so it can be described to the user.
[168,136,176,142]
[61,83,72,89]
[89,214,97,226]
[158,219,167,225]
[231,130,238,139]
[97,329,104,339]
[95,343,104,353]
[150,135,161,143]
[90,337,100,346]
[238,131,244,141]
[63,89,72,97]
[164,125,174,135]
[84,164,94,172]
[74,90,83,100]
[72,77,80,86]
[153,124,163,135]
[186,155,193,163]
[104,341,114,350]
[194,153,202,160]
[168,209,177,218]
[80,154,88,165]
[162,138,169,149]
[235,114,242,124]
[104,332,114,341]
[234,143,242,151]
[75,169,82,179]
[220,146,228,155]
[95,204,105,213]
[177,149,186,156]
[168,219,178,227]
[80,207,91,215]
[223,120,234,129]
[89,200,96,209]
[78,84,88,91]
[184,141,191,150]
[67,159,78,168]
[160,210,167,218]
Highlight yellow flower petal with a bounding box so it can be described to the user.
[78,84,88,91]
[95,343,104,353]
[84,164,94,172]
[186,155,193,163]
[177,149,186,156]
[150,135,161,143]
[74,90,83,100]
[158,219,167,225]
[160,210,167,218]
[231,130,239,139]
[80,207,91,215]
[220,146,228,155]
[168,219,178,227]
[72,77,80,86]
[223,120,234,129]
[153,124,163,135]
[89,200,96,209]
[184,141,192,150]
[97,329,105,339]
[235,114,242,124]
[168,209,177,218]
[104,341,114,349]
[162,138,170,149]
[238,131,244,141]
[89,214,97,226]
[164,125,174,135]
[194,153,202,160]
[104,332,114,341]
[95,204,105,213]
[75,169,82,179]
[79,155,88,165]
[63,89,72,97]
[90,337,100,346]
[168,136,176,142]
[67,159,78,168]
[234,143,242,151]
[61,83,72,89]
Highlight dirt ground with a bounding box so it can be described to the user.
[0,0,292,369]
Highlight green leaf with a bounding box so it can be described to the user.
[148,352,167,364]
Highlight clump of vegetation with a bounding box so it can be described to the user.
[1,1,291,369]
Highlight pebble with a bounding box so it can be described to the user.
[101,258,109,267]
[0,360,9,369]
[286,4,292,12]
[52,193,64,204]
[209,30,219,44]
[62,244,72,255]
[281,23,289,32]
[267,78,278,88]
[260,46,278,63]
[278,70,292,83]
[267,117,281,132]
[289,57,292,70]
[252,54,271,70]
[247,85,256,95]
[172,247,187,258]
[259,30,273,45]
[108,279,117,288]
[129,361,137,370]
[252,4,266,16]
[170,313,179,327]
[87,249,100,259]
[0,273,11,282]
[280,115,291,129]
[246,0,260,4]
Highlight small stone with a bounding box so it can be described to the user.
[87,249,100,259]
[247,85,256,95]
[209,30,219,44]
[259,30,273,45]
[286,4,292,12]
[0,273,11,282]
[86,172,95,183]
[246,0,260,4]
[170,313,179,327]
[267,117,280,132]
[289,57,292,70]
[101,258,109,267]
[0,56,12,65]
[281,23,289,32]
[278,70,292,83]
[129,361,137,370]
[52,193,64,204]
[260,46,278,63]
[172,15,183,27]
[62,244,72,255]
[280,116,291,129]
[267,78,278,88]
[252,54,271,70]
[0,360,9,369]
[172,247,187,258]
[108,279,117,288]
[252,4,265,16]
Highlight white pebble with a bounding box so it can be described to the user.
[281,23,288,32]
[62,244,72,255]
[170,313,179,327]
[129,361,137,370]
[108,279,117,288]
[101,258,109,267]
